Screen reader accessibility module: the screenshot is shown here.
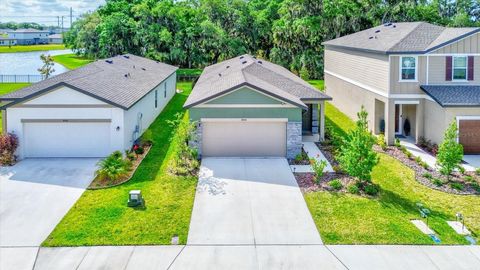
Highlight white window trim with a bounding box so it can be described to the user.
[452,55,468,82]
[399,56,418,82]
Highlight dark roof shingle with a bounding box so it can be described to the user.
[184,55,331,108]
[322,22,479,54]
[0,54,178,109]
[420,85,480,107]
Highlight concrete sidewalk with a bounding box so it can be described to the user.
[3,245,479,270]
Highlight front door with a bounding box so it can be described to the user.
[394,104,402,135]
[302,104,312,134]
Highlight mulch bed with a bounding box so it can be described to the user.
[294,141,479,196]
[88,145,152,190]
[294,143,359,194]
[288,148,311,165]
[377,145,479,195]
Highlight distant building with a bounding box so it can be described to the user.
[7,28,50,45]
[48,34,63,44]
[0,36,17,46]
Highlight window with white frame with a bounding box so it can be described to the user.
[400,56,416,81]
[453,56,467,80]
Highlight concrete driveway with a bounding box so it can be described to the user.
[187,158,322,245]
[0,158,98,247]
[463,155,480,171]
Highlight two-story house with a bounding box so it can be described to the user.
[7,28,50,45]
[323,22,480,154]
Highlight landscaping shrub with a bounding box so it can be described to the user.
[422,173,432,179]
[432,178,444,187]
[347,184,359,194]
[450,182,464,191]
[95,151,132,182]
[329,179,343,190]
[363,183,379,196]
[476,168,480,176]
[133,145,145,155]
[437,121,463,179]
[311,159,328,184]
[394,138,401,147]
[140,129,153,146]
[458,165,466,175]
[125,150,136,161]
[472,182,480,192]
[0,133,19,166]
[377,134,387,151]
[167,113,199,176]
[332,165,343,174]
[464,175,474,182]
[405,151,412,159]
[337,106,378,184]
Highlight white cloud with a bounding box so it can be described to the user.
[0,0,105,26]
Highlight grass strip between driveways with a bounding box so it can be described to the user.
[42,82,197,246]
[0,44,66,53]
[306,80,479,245]
[51,53,93,70]
[0,83,31,133]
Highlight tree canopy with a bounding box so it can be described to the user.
[65,0,480,79]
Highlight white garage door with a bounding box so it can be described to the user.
[202,120,287,157]
[23,120,111,158]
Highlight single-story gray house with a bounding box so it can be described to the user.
[48,33,63,44]
[184,54,332,159]
[0,54,177,159]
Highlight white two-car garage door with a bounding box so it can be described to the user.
[202,120,287,157]
[23,120,111,158]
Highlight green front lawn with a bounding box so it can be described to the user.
[0,44,66,53]
[0,83,31,132]
[52,54,93,70]
[43,82,197,246]
[177,68,202,76]
[305,80,479,245]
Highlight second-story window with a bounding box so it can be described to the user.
[453,56,467,80]
[400,56,417,81]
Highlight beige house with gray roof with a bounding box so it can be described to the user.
[323,22,480,154]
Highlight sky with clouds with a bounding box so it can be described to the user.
[0,0,105,27]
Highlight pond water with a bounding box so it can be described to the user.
[0,49,72,75]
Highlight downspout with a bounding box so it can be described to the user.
[1,109,6,134]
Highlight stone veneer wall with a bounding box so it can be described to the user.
[287,122,302,159]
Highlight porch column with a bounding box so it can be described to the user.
[311,103,319,135]
[385,99,396,145]
[319,101,325,141]
[415,100,424,143]
[1,110,6,134]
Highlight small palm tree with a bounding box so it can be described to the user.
[38,54,55,79]
[95,151,131,182]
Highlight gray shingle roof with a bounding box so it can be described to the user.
[420,85,480,107]
[0,54,178,109]
[184,55,331,109]
[322,22,480,54]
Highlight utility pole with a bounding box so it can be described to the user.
[57,16,60,28]
[70,7,73,29]
[61,16,64,32]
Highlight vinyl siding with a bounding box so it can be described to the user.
[206,86,283,105]
[189,107,302,122]
[431,32,480,54]
[390,56,427,94]
[428,56,480,85]
[123,73,176,148]
[324,46,390,93]
[325,73,387,132]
